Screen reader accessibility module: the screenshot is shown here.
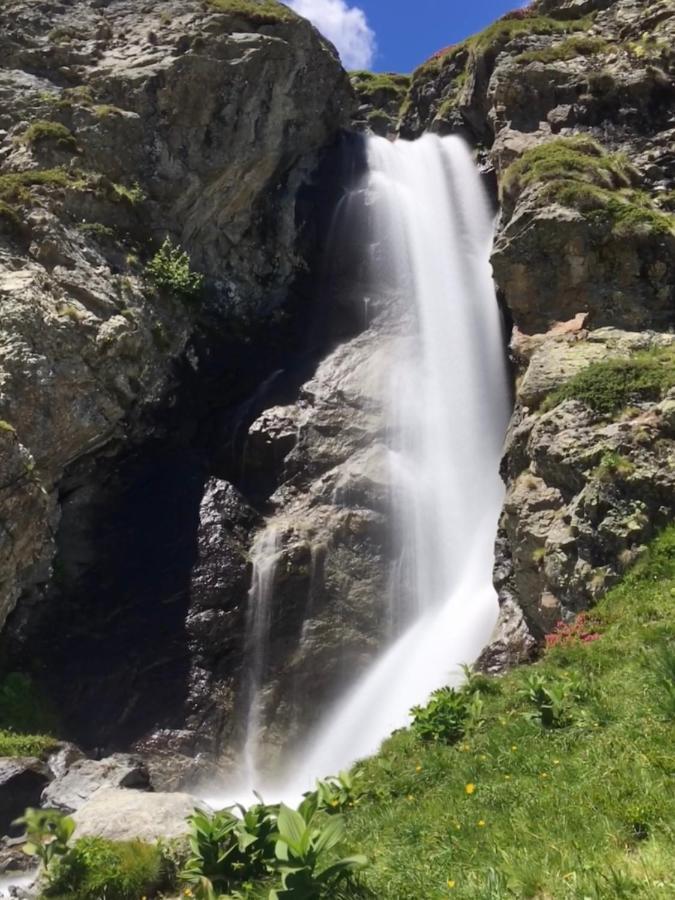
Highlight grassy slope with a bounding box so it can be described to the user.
[343,527,675,899]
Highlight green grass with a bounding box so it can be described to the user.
[414,13,591,78]
[0,199,22,234]
[516,35,610,64]
[20,120,78,151]
[501,136,635,199]
[44,836,167,900]
[0,168,86,203]
[540,346,675,416]
[343,527,675,898]
[0,671,60,757]
[206,0,296,24]
[501,137,674,236]
[350,71,410,98]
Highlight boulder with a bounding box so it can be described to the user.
[41,754,150,814]
[72,789,208,844]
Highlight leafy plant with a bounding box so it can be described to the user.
[270,803,367,899]
[519,672,585,728]
[181,801,277,897]
[44,836,165,900]
[13,808,75,868]
[410,686,471,743]
[312,771,364,813]
[20,120,78,151]
[146,237,204,299]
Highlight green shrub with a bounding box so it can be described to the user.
[0,730,58,757]
[146,237,204,299]
[206,0,296,24]
[411,686,477,744]
[519,672,586,728]
[20,120,78,151]
[45,836,165,900]
[540,347,675,416]
[595,451,636,483]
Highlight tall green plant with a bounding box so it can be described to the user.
[270,804,367,900]
[13,808,75,868]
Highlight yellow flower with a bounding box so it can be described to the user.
[407,794,414,801]
[447,879,456,889]
[540,772,549,779]
[479,754,487,761]
[465,783,476,795]
[478,820,486,827]
[331,799,339,806]
[511,745,517,751]
[504,774,511,780]
[416,765,422,772]
[553,759,561,765]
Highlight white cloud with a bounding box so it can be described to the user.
[286,0,376,70]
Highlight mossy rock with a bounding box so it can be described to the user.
[20,120,78,152]
[205,0,296,24]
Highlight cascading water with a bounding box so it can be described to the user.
[242,526,282,784]
[209,132,510,803]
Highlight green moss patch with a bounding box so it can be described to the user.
[206,0,296,24]
[350,71,410,98]
[343,526,675,898]
[540,346,675,416]
[516,35,610,64]
[0,168,85,204]
[501,137,675,236]
[19,120,78,152]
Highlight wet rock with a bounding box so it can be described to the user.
[41,754,150,814]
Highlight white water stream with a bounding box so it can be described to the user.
[207,133,510,805]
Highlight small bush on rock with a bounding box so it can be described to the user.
[146,237,204,299]
[540,347,675,416]
[20,120,78,151]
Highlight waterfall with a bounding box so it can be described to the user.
[242,526,282,784]
[206,133,510,805]
[273,133,510,797]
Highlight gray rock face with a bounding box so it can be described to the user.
[494,326,675,638]
[0,0,352,632]
[72,788,207,843]
[41,754,151,814]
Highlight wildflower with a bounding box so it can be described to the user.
[511,745,517,751]
[477,820,486,827]
[183,891,193,898]
[553,759,560,765]
[465,783,476,795]
[416,765,423,772]
[479,754,487,761]
[331,799,339,807]
[407,794,414,801]
[504,774,511,780]
[447,879,456,888]
[540,772,548,778]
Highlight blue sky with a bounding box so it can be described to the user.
[286,0,524,73]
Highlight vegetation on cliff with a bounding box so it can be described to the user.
[541,346,675,415]
[206,0,296,24]
[339,527,675,898]
[502,137,675,237]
